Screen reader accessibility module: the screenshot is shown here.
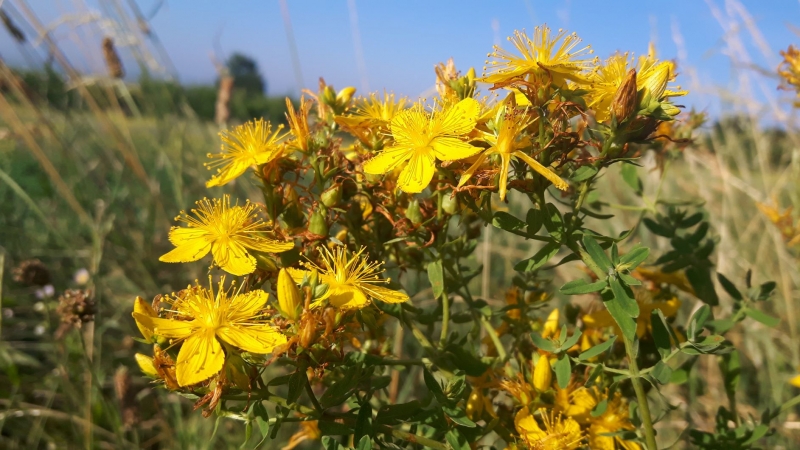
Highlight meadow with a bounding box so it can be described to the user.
[1,3,800,450]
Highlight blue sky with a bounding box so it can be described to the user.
[2,1,799,115]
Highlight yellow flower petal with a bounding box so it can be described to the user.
[238,237,295,254]
[458,152,489,187]
[175,330,224,386]
[217,324,288,354]
[206,159,251,187]
[514,151,568,191]
[277,269,303,320]
[132,314,194,339]
[434,97,480,135]
[133,296,156,341]
[791,374,800,388]
[327,286,370,309]
[212,240,257,276]
[361,284,410,304]
[286,267,311,284]
[397,152,435,193]
[362,145,412,175]
[135,353,158,377]
[431,136,482,161]
[226,290,269,323]
[159,230,212,263]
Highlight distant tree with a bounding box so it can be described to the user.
[225,53,266,95]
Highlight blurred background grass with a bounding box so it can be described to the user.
[0,0,799,448]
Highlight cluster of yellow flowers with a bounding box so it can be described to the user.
[130,24,691,448]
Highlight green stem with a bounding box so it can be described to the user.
[622,335,658,450]
[439,289,449,348]
[378,425,448,450]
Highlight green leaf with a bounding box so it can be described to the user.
[741,423,770,445]
[320,364,363,408]
[542,203,564,241]
[687,304,711,340]
[427,260,444,298]
[618,246,650,270]
[287,369,306,405]
[252,402,270,449]
[559,279,607,295]
[445,429,471,450]
[321,436,346,450]
[354,402,373,444]
[618,273,641,286]
[572,165,598,182]
[554,354,572,389]
[423,369,448,404]
[492,211,527,232]
[744,308,780,328]
[318,420,353,436]
[583,235,612,271]
[686,266,719,306]
[752,281,777,301]
[578,336,617,360]
[442,405,477,428]
[720,350,740,407]
[591,398,608,417]
[621,162,642,194]
[515,242,560,272]
[651,309,672,359]
[526,209,543,235]
[585,364,605,388]
[643,217,673,238]
[609,278,639,318]
[561,329,583,351]
[530,333,558,353]
[375,401,422,425]
[356,435,372,450]
[604,289,637,342]
[651,361,673,385]
[716,273,742,301]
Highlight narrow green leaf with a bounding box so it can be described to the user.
[687,304,711,340]
[354,402,373,444]
[651,309,672,359]
[578,336,617,361]
[318,420,353,436]
[427,260,444,298]
[621,162,642,194]
[559,279,607,295]
[572,165,598,181]
[542,203,564,241]
[287,369,306,405]
[530,333,558,353]
[583,235,613,271]
[561,329,583,351]
[492,211,527,232]
[643,217,673,237]
[445,429,471,450]
[591,398,609,417]
[515,242,560,272]
[442,405,477,428]
[375,401,422,425]
[356,435,372,450]
[554,354,572,389]
[619,246,650,270]
[744,308,780,328]
[609,278,639,318]
[716,273,742,301]
[651,361,673,385]
[686,266,719,306]
[604,291,637,342]
[526,209,543,235]
[423,369,448,404]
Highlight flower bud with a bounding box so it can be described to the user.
[277,269,302,321]
[135,353,157,377]
[253,252,279,272]
[442,193,460,214]
[610,68,638,122]
[466,388,485,421]
[533,356,552,392]
[308,210,329,236]
[542,308,559,339]
[405,199,423,225]
[322,85,337,107]
[335,86,356,106]
[320,184,342,208]
[643,62,671,101]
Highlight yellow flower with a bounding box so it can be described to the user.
[285,96,313,152]
[206,119,288,187]
[532,356,552,392]
[553,383,598,425]
[362,98,481,193]
[288,246,409,309]
[514,407,584,450]
[757,202,800,246]
[583,287,681,338]
[133,296,156,341]
[585,47,687,122]
[159,195,293,276]
[335,92,408,145]
[132,280,287,387]
[588,392,641,450]
[482,26,594,87]
[281,420,321,450]
[458,106,568,200]
[790,371,800,388]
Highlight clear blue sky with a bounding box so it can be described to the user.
[2,1,798,116]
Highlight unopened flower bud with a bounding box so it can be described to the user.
[442,193,460,214]
[405,199,423,225]
[320,184,342,208]
[322,85,337,107]
[253,252,279,272]
[542,308,559,339]
[308,210,329,236]
[643,62,671,101]
[277,269,302,321]
[533,356,552,392]
[611,68,638,122]
[135,353,157,377]
[336,86,356,106]
[466,389,485,421]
